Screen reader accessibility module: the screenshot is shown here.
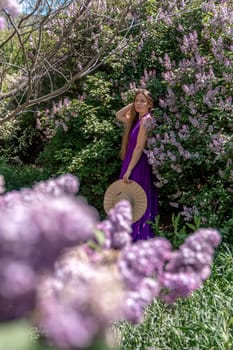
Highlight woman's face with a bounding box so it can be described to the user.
[134,93,151,116]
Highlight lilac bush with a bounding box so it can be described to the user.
[121,1,233,232]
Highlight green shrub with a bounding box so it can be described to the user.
[36,75,123,213]
[0,159,50,192]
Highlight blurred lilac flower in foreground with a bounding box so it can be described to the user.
[0,173,221,349]
[97,199,132,249]
[36,246,124,349]
[118,238,172,323]
[159,228,221,303]
[0,173,79,210]
[118,227,221,322]
[0,175,98,321]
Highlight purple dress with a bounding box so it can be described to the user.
[119,113,158,242]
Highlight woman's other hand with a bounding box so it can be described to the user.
[123,169,132,183]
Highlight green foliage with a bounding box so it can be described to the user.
[150,213,202,248]
[37,75,122,213]
[0,112,44,164]
[0,159,50,192]
[0,320,38,350]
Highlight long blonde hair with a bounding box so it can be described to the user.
[120,89,154,160]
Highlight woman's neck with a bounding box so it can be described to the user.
[139,112,150,120]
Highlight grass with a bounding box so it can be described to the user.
[118,244,233,350]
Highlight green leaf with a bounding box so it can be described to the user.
[94,229,106,245]
[186,223,196,230]
[0,320,37,350]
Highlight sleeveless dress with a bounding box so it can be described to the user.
[119,113,158,242]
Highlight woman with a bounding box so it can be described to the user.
[116,89,158,241]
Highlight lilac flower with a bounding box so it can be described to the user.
[0,196,98,267]
[0,260,36,299]
[177,23,184,32]
[181,205,199,222]
[208,125,214,133]
[32,174,80,197]
[39,300,96,349]
[178,124,190,140]
[188,116,199,128]
[37,246,124,349]
[0,174,79,209]
[159,228,221,303]
[151,50,156,59]
[0,175,98,320]
[97,200,132,250]
[142,114,156,132]
[183,150,191,160]
[209,134,226,155]
[118,238,172,289]
[129,81,137,90]
[169,202,179,208]
[123,277,161,324]
[163,53,172,70]
[182,84,191,96]
[170,164,182,173]
[167,150,177,162]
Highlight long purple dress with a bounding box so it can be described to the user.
[119,113,158,242]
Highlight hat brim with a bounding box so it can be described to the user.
[104,180,147,223]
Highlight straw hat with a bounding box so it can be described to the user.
[104,180,147,223]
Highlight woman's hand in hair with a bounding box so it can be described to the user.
[115,103,133,124]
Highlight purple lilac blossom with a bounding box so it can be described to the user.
[118,238,172,289]
[0,175,98,320]
[118,228,220,323]
[0,174,80,210]
[0,195,98,269]
[124,278,161,324]
[97,200,132,249]
[159,228,221,303]
[36,246,124,349]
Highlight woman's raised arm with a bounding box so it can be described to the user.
[115,103,133,124]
